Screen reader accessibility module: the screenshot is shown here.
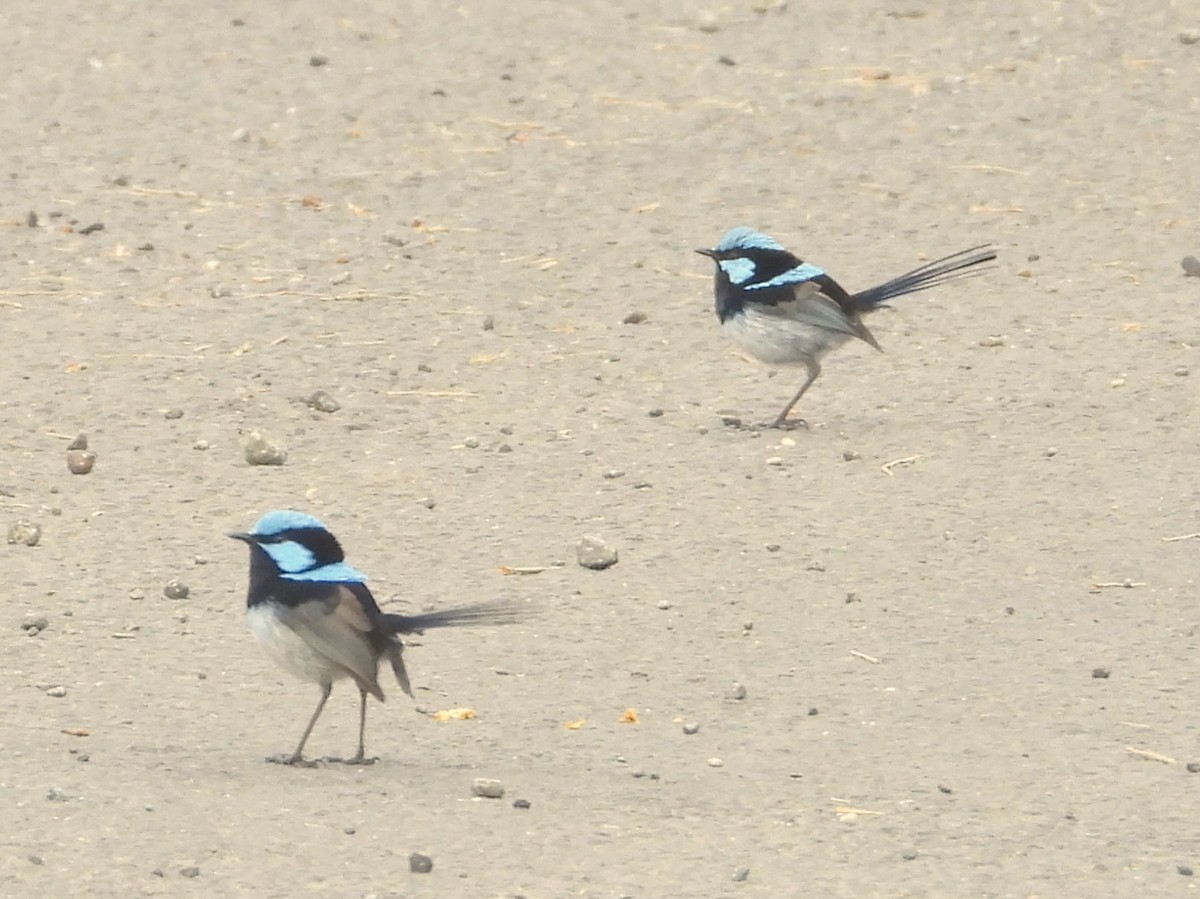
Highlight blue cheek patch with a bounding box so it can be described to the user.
[719,257,757,285]
[263,540,318,575]
[747,263,825,290]
[282,562,368,584]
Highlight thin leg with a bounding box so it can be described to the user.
[770,361,821,429]
[268,682,331,767]
[334,689,376,766]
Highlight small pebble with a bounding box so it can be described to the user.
[577,535,618,570]
[1182,255,1200,275]
[305,390,341,413]
[309,54,328,67]
[409,853,433,874]
[901,850,918,861]
[7,520,41,546]
[46,787,70,801]
[842,450,861,461]
[26,211,38,228]
[707,757,724,768]
[164,408,184,420]
[1186,762,1200,774]
[330,271,351,286]
[765,543,780,552]
[622,311,647,324]
[21,615,48,633]
[46,686,67,698]
[471,778,505,799]
[979,335,1005,347]
[180,866,200,879]
[28,856,43,865]
[231,127,250,142]
[67,433,88,451]
[343,826,356,835]
[66,450,96,474]
[129,588,146,600]
[765,456,784,467]
[657,600,672,610]
[1180,865,1194,877]
[417,497,435,509]
[163,579,189,600]
[1092,667,1111,679]
[464,437,480,449]
[1180,31,1200,46]
[732,867,750,882]
[683,722,700,735]
[647,408,664,418]
[513,798,531,809]
[482,314,495,331]
[1045,447,1058,457]
[1175,367,1189,377]
[730,682,747,701]
[1110,377,1125,388]
[193,440,210,451]
[603,470,624,479]
[244,432,287,466]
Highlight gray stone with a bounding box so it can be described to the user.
[7,521,41,546]
[245,432,287,466]
[577,535,618,570]
[471,778,505,799]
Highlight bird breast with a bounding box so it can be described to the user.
[246,602,349,687]
[721,306,850,366]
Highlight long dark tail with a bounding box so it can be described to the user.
[379,599,525,636]
[852,245,997,312]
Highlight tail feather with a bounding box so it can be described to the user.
[852,245,997,311]
[386,643,413,698]
[378,599,525,636]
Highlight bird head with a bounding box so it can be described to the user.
[696,227,819,290]
[230,510,367,583]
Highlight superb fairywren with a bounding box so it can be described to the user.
[231,510,517,766]
[697,228,997,428]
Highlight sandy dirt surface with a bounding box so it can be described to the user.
[3,1,1199,896]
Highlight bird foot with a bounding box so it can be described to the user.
[325,754,377,766]
[266,753,321,768]
[753,417,811,432]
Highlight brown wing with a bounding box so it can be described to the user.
[758,280,881,351]
[282,586,386,700]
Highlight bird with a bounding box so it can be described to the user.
[697,227,997,428]
[230,510,518,767]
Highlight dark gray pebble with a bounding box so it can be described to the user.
[305,390,341,413]
[163,579,190,600]
[409,853,433,874]
[1092,667,1111,679]
[66,450,96,474]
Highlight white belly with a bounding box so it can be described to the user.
[722,307,850,366]
[247,603,346,686]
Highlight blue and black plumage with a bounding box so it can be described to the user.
[230,510,517,766]
[697,227,997,428]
